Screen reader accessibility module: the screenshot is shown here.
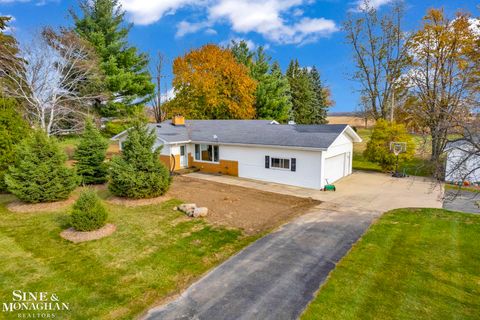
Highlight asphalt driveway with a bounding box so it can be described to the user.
[443,189,480,214]
[144,207,379,320]
[143,171,443,320]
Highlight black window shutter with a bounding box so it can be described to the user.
[265,156,270,168]
[291,158,296,172]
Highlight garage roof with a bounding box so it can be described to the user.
[113,120,362,150]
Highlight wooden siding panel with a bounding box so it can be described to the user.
[188,153,238,176]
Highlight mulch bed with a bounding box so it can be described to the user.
[106,195,170,207]
[7,197,77,213]
[60,223,116,243]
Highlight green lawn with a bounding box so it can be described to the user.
[0,193,258,319]
[353,128,433,177]
[302,208,480,320]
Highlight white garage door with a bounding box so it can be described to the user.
[324,153,347,184]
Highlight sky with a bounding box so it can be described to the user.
[1,0,478,112]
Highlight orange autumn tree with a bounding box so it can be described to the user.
[168,44,257,119]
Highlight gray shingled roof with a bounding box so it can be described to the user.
[144,120,358,150]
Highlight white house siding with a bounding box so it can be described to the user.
[322,132,354,185]
[219,145,323,189]
[445,147,480,183]
[117,136,170,155]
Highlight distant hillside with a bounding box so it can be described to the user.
[327,112,364,117]
[327,112,375,128]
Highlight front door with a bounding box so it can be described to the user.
[179,145,187,168]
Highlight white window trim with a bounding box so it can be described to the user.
[194,144,220,163]
[270,157,291,170]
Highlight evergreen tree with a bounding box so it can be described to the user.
[5,131,78,203]
[0,98,28,191]
[230,40,254,68]
[307,66,331,124]
[231,43,292,122]
[0,16,22,92]
[71,0,154,116]
[109,123,171,199]
[255,62,292,122]
[286,60,317,124]
[74,119,109,185]
[71,189,108,231]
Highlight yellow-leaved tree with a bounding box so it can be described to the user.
[167,44,257,119]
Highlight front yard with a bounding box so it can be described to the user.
[0,193,258,319]
[0,176,319,319]
[302,208,480,320]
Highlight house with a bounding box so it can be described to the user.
[112,116,362,189]
[444,139,480,184]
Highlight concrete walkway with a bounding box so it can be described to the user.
[143,171,443,320]
[144,207,379,320]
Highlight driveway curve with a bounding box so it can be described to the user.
[143,171,443,320]
[144,207,379,320]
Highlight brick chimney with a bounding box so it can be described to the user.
[172,115,185,126]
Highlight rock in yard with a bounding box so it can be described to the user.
[178,203,196,216]
[193,207,208,218]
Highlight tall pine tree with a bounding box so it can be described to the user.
[231,42,292,122]
[71,0,154,116]
[307,66,332,124]
[0,16,22,92]
[255,62,292,122]
[286,60,317,124]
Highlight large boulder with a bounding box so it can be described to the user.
[176,203,208,218]
[178,203,196,216]
[193,207,208,218]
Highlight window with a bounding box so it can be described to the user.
[271,157,290,170]
[194,144,219,162]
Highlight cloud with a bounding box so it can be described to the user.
[120,0,339,44]
[176,20,211,37]
[354,0,395,11]
[0,0,57,5]
[162,87,176,101]
[120,0,201,25]
[204,28,217,35]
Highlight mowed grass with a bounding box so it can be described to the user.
[353,128,433,177]
[302,208,480,320]
[0,193,258,319]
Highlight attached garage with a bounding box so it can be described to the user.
[324,152,352,184]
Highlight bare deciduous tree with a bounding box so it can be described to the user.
[0,28,104,136]
[151,51,167,123]
[344,0,410,120]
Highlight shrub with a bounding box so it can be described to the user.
[103,121,129,136]
[74,119,109,184]
[71,189,108,231]
[5,131,78,203]
[0,97,28,191]
[364,119,416,171]
[109,123,171,199]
